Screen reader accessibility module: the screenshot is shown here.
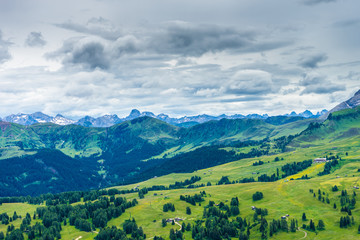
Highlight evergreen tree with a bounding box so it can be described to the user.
[317,220,325,230]
[169,229,176,240]
[290,219,296,232]
[186,207,191,215]
[302,213,307,221]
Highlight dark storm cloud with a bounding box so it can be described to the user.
[55,17,122,40]
[25,32,46,47]
[0,30,11,64]
[301,0,337,6]
[47,38,110,70]
[299,53,328,68]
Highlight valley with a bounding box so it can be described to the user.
[0,95,359,239]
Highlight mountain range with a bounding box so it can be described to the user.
[0,90,359,196]
[0,108,327,127]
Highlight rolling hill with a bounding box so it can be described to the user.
[0,115,314,196]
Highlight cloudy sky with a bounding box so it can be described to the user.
[0,0,359,119]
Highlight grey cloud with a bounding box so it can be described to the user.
[47,38,110,70]
[150,22,254,56]
[299,73,324,86]
[25,32,46,47]
[300,73,345,94]
[55,17,122,41]
[299,53,327,68]
[0,30,11,64]
[225,70,277,95]
[302,84,345,94]
[301,0,337,6]
[150,22,290,57]
[333,19,360,28]
[49,21,292,70]
[221,96,267,103]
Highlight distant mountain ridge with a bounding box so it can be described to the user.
[3,112,75,126]
[320,90,360,120]
[0,109,327,127]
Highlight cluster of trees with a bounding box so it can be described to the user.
[0,187,138,206]
[179,192,205,206]
[312,189,331,204]
[193,210,250,239]
[340,190,357,212]
[163,203,175,212]
[340,216,353,228]
[281,160,313,178]
[217,176,231,185]
[94,219,146,240]
[302,219,316,232]
[138,188,148,199]
[0,195,138,240]
[254,208,268,218]
[273,135,296,152]
[217,159,313,187]
[268,218,292,237]
[168,176,201,189]
[252,192,264,201]
[253,160,264,166]
[318,159,339,176]
[258,173,278,182]
[169,229,184,240]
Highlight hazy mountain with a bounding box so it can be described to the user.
[4,113,38,125]
[3,112,75,126]
[320,89,360,120]
[285,109,327,118]
[1,108,327,128]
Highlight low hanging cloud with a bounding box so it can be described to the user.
[301,0,337,6]
[25,32,46,47]
[0,30,11,64]
[299,53,328,68]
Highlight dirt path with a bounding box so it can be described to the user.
[175,221,182,231]
[75,236,82,240]
[298,227,307,239]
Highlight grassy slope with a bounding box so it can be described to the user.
[1,133,359,239]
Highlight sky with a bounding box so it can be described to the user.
[0,0,359,119]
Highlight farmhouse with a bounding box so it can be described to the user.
[314,158,327,163]
[166,217,183,223]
